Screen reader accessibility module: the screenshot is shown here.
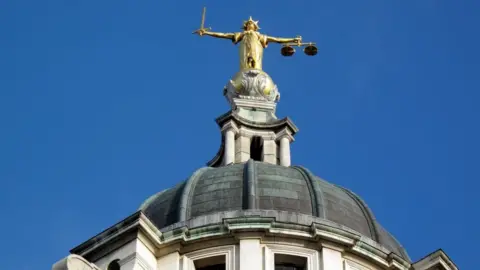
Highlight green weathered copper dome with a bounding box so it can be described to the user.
[139,160,410,262]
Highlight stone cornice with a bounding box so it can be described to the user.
[215,111,299,135]
[70,212,163,259]
[238,127,276,140]
[70,211,142,256]
[276,128,295,142]
[412,249,458,270]
[70,211,416,270]
[232,98,277,112]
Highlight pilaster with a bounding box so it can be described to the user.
[235,136,251,163]
[158,252,180,270]
[320,243,344,270]
[262,140,277,164]
[239,237,262,270]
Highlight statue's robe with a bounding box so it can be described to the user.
[233,30,268,70]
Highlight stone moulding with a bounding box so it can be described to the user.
[264,244,319,270]
[215,111,299,132]
[182,245,236,270]
[411,249,458,270]
[70,211,411,270]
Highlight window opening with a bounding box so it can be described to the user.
[274,254,307,270]
[250,136,264,161]
[195,255,226,270]
[107,259,121,270]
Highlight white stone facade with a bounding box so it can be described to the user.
[52,212,456,270]
[54,237,411,270]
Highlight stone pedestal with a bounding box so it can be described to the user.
[232,98,277,122]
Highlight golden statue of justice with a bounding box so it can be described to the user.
[192,7,318,72]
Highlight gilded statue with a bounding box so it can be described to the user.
[193,10,303,71]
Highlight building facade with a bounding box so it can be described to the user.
[52,17,457,270]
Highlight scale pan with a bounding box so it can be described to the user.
[304,45,318,56]
[281,46,295,57]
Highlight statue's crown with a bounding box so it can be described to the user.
[242,16,260,30]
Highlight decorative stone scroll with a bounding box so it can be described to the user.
[52,255,101,270]
[224,69,280,107]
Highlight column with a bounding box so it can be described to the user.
[279,137,290,166]
[239,238,262,270]
[224,129,235,165]
[221,121,238,166]
[276,129,294,167]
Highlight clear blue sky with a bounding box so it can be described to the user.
[1,1,477,269]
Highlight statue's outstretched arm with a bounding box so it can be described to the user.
[266,35,302,44]
[202,30,236,40]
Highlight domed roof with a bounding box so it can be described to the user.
[139,160,410,262]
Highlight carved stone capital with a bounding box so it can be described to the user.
[276,128,295,142]
[221,120,239,134]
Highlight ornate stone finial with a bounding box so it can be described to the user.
[224,69,279,103]
[223,69,280,121]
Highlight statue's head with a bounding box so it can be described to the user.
[242,16,260,31]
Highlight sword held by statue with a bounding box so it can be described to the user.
[192,7,211,35]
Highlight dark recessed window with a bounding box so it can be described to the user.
[195,255,226,270]
[275,254,306,270]
[250,136,264,161]
[107,259,121,270]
